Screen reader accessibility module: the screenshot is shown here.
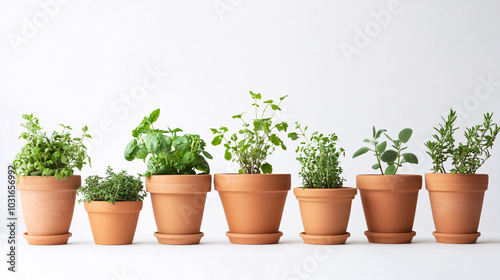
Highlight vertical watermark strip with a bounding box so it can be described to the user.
[6,165,17,273]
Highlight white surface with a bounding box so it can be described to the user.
[1,0,500,279]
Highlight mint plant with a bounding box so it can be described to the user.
[288,123,345,188]
[78,167,146,204]
[211,91,289,174]
[425,109,499,174]
[353,126,418,175]
[13,114,92,180]
[124,109,212,176]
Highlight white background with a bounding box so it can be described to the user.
[1,0,500,279]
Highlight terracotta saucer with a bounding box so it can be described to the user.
[364,231,416,244]
[299,232,350,245]
[226,231,283,245]
[432,231,481,244]
[23,232,72,245]
[153,232,204,245]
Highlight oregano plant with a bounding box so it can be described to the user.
[425,109,499,174]
[78,167,146,204]
[288,122,345,188]
[211,91,289,174]
[124,109,212,176]
[353,126,418,175]
[13,114,92,180]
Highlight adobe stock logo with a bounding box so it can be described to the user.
[213,0,243,21]
[340,0,403,63]
[7,0,72,53]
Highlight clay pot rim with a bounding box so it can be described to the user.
[425,173,488,176]
[214,173,291,176]
[84,200,143,213]
[146,174,212,178]
[425,173,488,192]
[293,186,357,199]
[356,174,422,191]
[17,175,81,191]
[214,173,291,192]
[146,175,211,194]
[356,174,422,177]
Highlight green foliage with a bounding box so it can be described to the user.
[425,109,499,174]
[13,114,92,180]
[353,126,418,175]
[288,123,345,189]
[78,167,146,204]
[124,109,212,177]
[211,91,289,174]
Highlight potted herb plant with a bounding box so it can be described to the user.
[124,109,212,245]
[78,167,146,245]
[288,123,357,245]
[425,109,499,244]
[352,126,421,244]
[211,91,291,245]
[13,114,91,245]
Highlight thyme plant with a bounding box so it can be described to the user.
[289,123,345,188]
[78,167,146,204]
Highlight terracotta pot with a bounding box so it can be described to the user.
[356,175,422,244]
[294,187,357,245]
[84,201,142,245]
[145,175,211,245]
[425,173,488,244]
[17,175,80,245]
[214,174,291,244]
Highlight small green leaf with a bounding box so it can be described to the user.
[181,151,197,165]
[353,147,370,158]
[224,149,232,161]
[136,144,148,159]
[271,104,281,111]
[402,153,418,164]
[145,132,162,154]
[372,163,380,170]
[149,109,160,123]
[124,139,138,161]
[384,165,397,175]
[363,139,371,143]
[253,120,264,131]
[211,135,222,146]
[380,150,398,163]
[288,132,299,140]
[398,128,413,143]
[173,136,189,151]
[202,151,213,160]
[376,141,387,153]
[269,134,280,146]
[376,129,387,139]
[261,163,272,174]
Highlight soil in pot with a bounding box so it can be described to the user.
[85,201,142,245]
[294,187,357,245]
[356,175,422,244]
[214,174,291,245]
[426,173,488,244]
[17,175,80,245]
[146,175,211,245]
